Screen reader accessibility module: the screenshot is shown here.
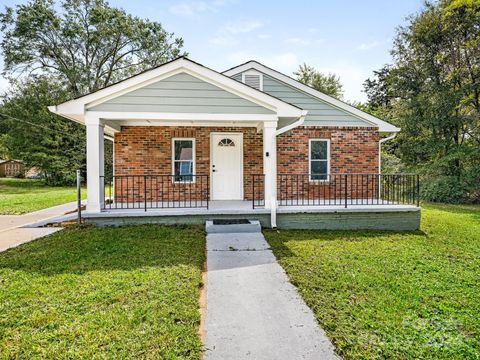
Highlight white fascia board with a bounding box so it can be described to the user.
[223,61,400,133]
[111,120,264,128]
[49,58,303,122]
[87,111,279,122]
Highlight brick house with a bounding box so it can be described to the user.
[49,57,420,230]
[0,160,25,178]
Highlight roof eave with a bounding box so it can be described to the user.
[49,57,302,122]
[224,61,400,133]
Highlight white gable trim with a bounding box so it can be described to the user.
[49,58,303,123]
[223,61,400,132]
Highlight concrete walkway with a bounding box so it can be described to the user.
[204,231,339,359]
[0,201,78,252]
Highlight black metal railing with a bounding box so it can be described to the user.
[252,173,419,208]
[252,174,265,209]
[101,175,209,211]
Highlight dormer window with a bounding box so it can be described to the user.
[241,70,263,91]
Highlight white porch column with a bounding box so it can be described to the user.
[263,120,278,210]
[85,113,105,213]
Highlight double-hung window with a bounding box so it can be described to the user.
[309,139,330,181]
[172,138,195,182]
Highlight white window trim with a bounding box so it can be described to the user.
[241,69,263,91]
[308,139,330,182]
[172,137,196,183]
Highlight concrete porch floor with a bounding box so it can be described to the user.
[96,199,418,217]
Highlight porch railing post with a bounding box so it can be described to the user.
[344,174,348,208]
[77,170,82,224]
[417,174,420,207]
[252,175,255,209]
[143,175,147,212]
[206,175,210,210]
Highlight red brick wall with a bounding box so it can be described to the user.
[276,126,379,202]
[112,125,379,203]
[277,126,379,173]
[114,126,263,202]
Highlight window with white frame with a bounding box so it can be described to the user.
[172,139,195,181]
[309,139,330,181]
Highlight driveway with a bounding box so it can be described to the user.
[204,230,339,359]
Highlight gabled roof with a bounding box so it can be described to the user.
[49,57,305,124]
[0,159,23,164]
[223,60,400,132]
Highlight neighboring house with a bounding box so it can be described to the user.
[0,160,25,178]
[49,57,420,230]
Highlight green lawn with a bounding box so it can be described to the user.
[0,225,205,359]
[0,178,85,215]
[264,204,480,359]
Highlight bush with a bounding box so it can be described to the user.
[421,176,469,203]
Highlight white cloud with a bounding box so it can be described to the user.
[307,27,318,33]
[227,51,299,74]
[357,41,380,51]
[257,34,271,40]
[169,0,231,16]
[209,35,231,45]
[224,20,264,34]
[209,19,264,46]
[285,37,311,46]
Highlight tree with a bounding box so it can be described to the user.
[0,0,186,97]
[363,66,393,110]
[0,78,86,184]
[294,63,344,99]
[0,0,185,184]
[364,0,480,203]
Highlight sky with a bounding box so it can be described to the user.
[0,0,424,102]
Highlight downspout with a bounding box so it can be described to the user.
[269,110,308,228]
[379,133,397,173]
[275,110,308,136]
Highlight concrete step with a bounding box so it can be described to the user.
[205,219,261,234]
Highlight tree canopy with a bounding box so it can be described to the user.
[364,0,480,202]
[0,0,186,97]
[0,0,185,184]
[294,63,344,99]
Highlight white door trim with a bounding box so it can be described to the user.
[210,132,244,200]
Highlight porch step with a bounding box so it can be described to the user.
[205,219,261,234]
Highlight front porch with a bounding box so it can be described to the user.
[89,172,421,231]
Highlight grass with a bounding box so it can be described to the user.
[0,225,205,359]
[0,178,85,215]
[264,204,480,359]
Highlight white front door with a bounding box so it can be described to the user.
[211,133,243,200]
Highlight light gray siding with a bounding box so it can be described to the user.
[90,72,274,114]
[231,73,242,82]
[231,71,373,127]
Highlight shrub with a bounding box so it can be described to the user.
[421,176,469,203]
